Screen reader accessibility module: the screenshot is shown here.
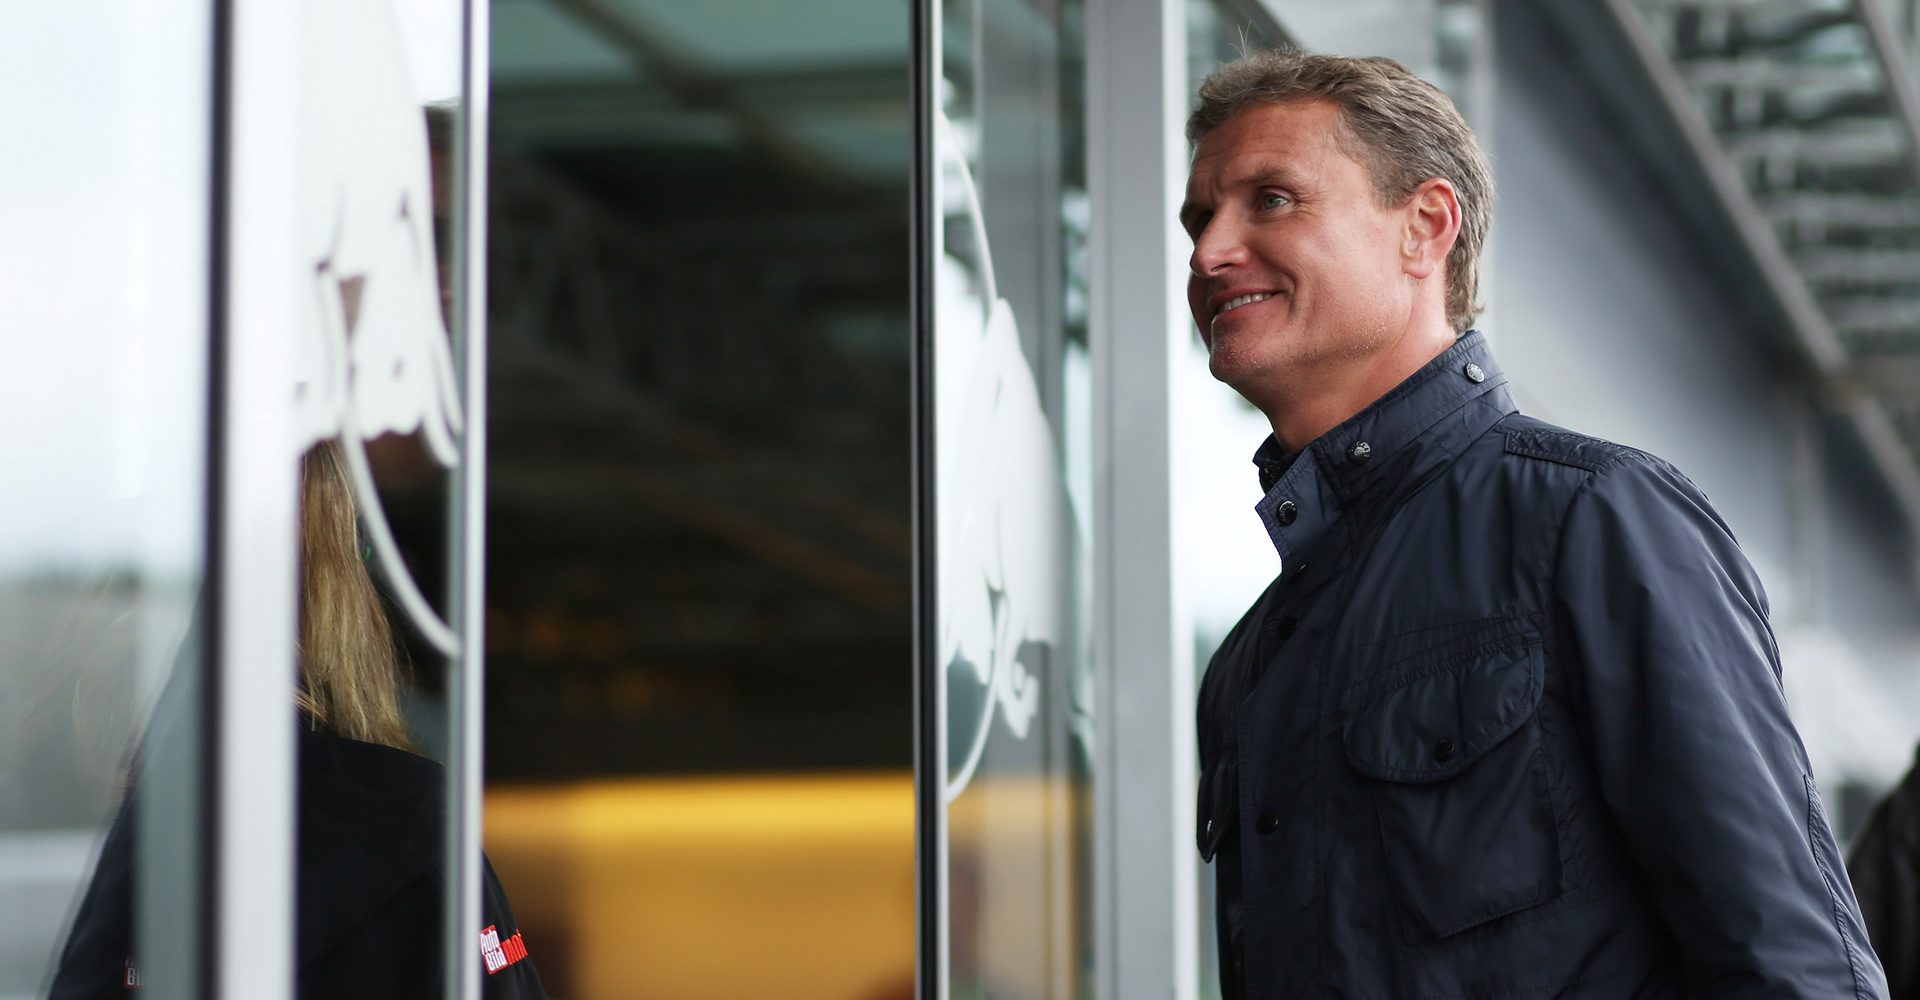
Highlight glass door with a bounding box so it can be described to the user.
[922,0,1094,995]
[284,0,490,994]
[0,4,215,995]
[0,2,491,997]
[481,1,917,996]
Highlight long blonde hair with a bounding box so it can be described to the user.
[297,441,415,751]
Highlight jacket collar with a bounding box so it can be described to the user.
[1252,330,1516,573]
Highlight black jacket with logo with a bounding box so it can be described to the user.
[48,724,546,999]
[1196,332,1886,998]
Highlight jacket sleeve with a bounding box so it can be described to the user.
[1847,759,1920,1000]
[46,797,135,1000]
[1551,454,1888,998]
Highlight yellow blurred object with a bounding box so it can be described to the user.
[485,773,916,1000]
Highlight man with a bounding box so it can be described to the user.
[1187,50,1887,998]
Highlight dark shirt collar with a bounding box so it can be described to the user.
[1251,330,1516,573]
[1252,434,1296,495]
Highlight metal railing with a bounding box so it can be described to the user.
[1600,0,1920,530]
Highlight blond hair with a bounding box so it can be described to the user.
[1188,50,1494,332]
[297,441,414,751]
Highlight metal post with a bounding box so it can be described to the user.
[445,0,492,996]
[1086,1,1198,999]
[911,0,945,996]
[213,0,301,995]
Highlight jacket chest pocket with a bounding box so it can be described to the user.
[1341,638,1562,941]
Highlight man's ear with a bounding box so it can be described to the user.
[1402,178,1461,281]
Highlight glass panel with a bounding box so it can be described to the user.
[935,0,1093,996]
[0,3,212,997]
[290,0,483,994]
[485,1,914,996]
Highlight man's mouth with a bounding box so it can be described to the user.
[1214,292,1275,317]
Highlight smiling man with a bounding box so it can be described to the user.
[1186,51,1888,999]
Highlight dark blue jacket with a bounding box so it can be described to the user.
[1196,332,1887,999]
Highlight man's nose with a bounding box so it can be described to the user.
[1188,220,1246,277]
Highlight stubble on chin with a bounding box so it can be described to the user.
[1206,328,1292,411]
[1209,315,1394,416]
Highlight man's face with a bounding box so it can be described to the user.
[1181,100,1414,398]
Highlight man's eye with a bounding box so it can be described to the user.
[1259,192,1289,210]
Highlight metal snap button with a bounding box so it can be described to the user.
[1432,737,1458,763]
[1256,812,1281,835]
[1346,441,1372,463]
[1276,499,1298,525]
[1464,362,1486,383]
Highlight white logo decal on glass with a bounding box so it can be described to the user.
[936,111,1079,801]
[295,0,464,654]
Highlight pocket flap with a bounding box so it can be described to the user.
[1342,641,1544,783]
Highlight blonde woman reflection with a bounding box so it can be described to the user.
[49,442,546,998]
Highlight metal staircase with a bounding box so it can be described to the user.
[1601,0,1920,531]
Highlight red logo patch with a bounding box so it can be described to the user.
[479,924,530,975]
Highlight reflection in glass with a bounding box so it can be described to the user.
[10,1,515,995]
[302,0,468,748]
[0,3,211,995]
[296,0,544,995]
[936,0,1093,996]
[42,439,541,998]
[484,0,915,996]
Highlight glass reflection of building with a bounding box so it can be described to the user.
[483,2,917,998]
[8,0,1920,998]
